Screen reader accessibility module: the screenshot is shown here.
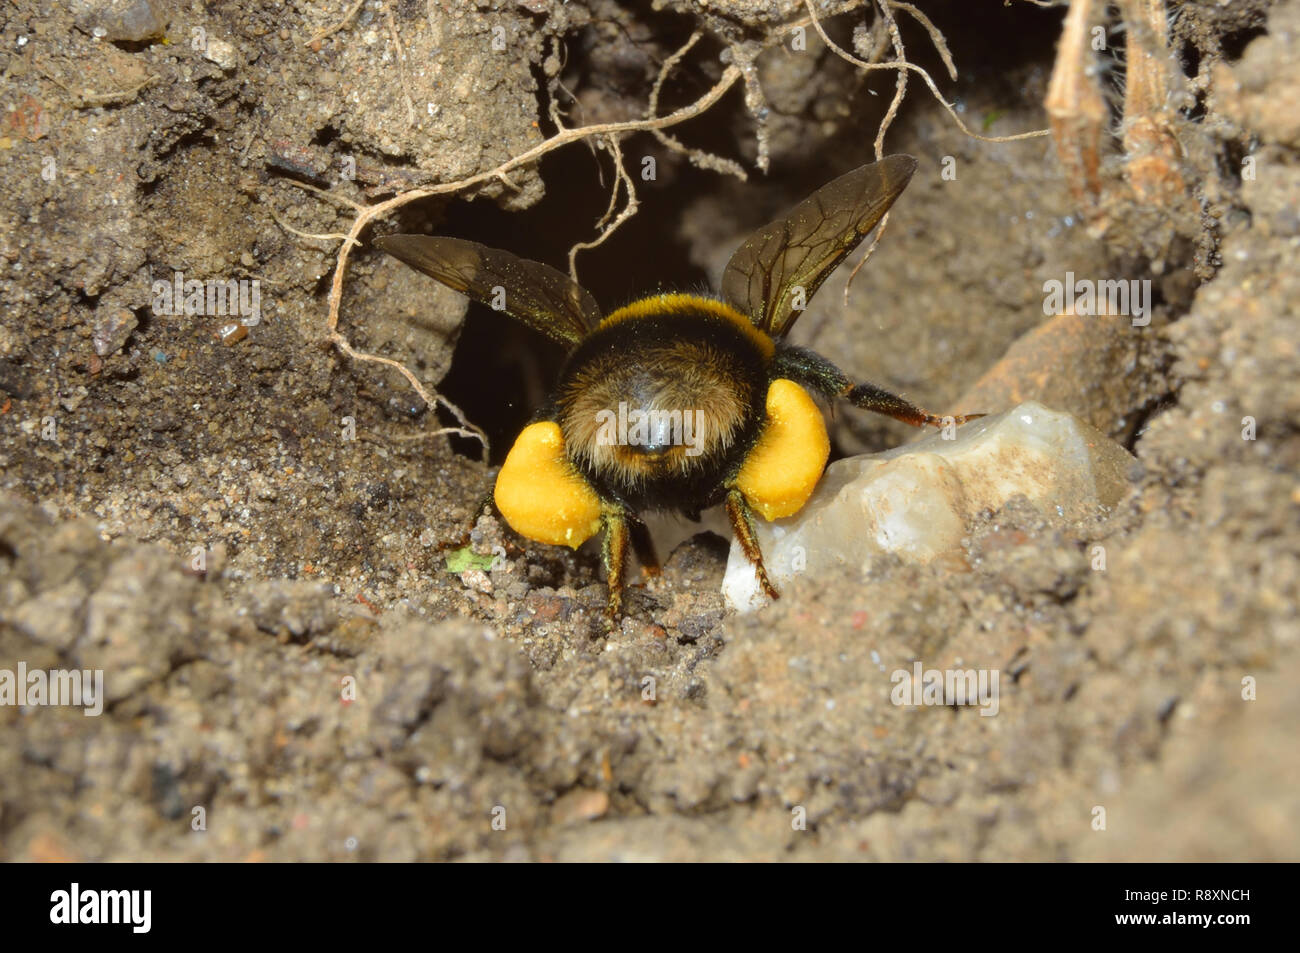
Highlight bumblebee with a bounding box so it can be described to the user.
[376,154,979,622]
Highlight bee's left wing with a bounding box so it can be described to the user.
[374,234,601,347]
[720,154,917,339]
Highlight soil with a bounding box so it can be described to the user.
[0,0,1296,861]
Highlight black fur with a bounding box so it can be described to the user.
[553,302,771,513]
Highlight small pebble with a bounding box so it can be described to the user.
[93,309,138,357]
[217,322,248,345]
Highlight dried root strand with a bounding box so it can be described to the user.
[567,136,640,282]
[306,65,743,460]
[798,1,1049,299]
[304,0,366,46]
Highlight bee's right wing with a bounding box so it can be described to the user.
[373,235,602,347]
[720,154,917,339]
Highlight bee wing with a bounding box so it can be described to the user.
[720,154,917,339]
[373,234,602,347]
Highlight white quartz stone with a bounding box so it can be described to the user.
[723,401,1136,611]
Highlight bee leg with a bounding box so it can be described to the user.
[725,489,779,600]
[438,490,497,552]
[601,508,630,625]
[844,380,985,428]
[627,514,661,578]
[773,346,983,428]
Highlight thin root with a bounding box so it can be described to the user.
[305,0,367,46]
[800,0,1050,300]
[309,65,743,460]
[567,135,639,281]
[649,31,748,180]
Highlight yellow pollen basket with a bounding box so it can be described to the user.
[494,421,603,549]
[735,378,830,521]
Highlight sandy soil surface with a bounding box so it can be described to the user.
[1,0,1296,860]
